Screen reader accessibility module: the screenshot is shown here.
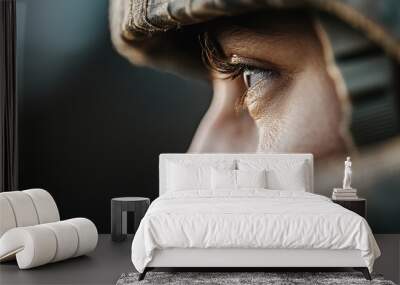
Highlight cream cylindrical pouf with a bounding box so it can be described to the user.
[42,221,79,262]
[0,195,17,237]
[65,218,98,257]
[0,191,39,227]
[23,189,60,224]
[0,218,98,269]
[0,226,57,269]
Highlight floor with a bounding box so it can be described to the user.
[0,235,134,285]
[1,234,399,285]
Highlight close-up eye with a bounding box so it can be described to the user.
[242,67,279,89]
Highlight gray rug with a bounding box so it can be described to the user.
[116,272,396,285]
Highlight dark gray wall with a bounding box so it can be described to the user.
[16,0,211,233]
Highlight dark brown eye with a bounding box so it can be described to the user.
[243,67,279,88]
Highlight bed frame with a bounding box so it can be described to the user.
[139,154,371,280]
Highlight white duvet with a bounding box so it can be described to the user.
[131,190,380,272]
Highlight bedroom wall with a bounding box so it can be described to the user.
[16,0,211,233]
[16,0,399,234]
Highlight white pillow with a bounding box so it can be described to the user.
[237,159,309,191]
[236,169,267,189]
[211,168,236,190]
[211,169,268,190]
[167,163,209,191]
[166,159,235,191]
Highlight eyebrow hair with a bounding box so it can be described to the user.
[199,31,244,79]
[199,31,252,111]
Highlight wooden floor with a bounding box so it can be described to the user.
[0,234,398,284]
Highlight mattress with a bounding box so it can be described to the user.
[131,190,380,273]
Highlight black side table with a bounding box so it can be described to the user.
[332,198,366,218]
[111,197,150,242]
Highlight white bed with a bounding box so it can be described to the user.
[131,154,380,280]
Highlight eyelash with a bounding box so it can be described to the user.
[199,37,279,110]
[209,61,279,86]
[218,63,279,110]
[199,32,280,89]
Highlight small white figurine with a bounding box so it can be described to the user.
[343,156,352,189]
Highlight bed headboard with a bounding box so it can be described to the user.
[159,153,314,196]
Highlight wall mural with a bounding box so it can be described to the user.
[17,0,399,233]
[110,0,400,232]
